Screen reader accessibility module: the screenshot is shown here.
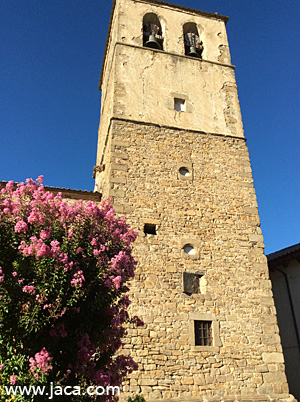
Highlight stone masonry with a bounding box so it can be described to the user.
[94,0,296,401]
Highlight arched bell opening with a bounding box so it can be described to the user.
[143,13,164,50]
[183,22,203,58]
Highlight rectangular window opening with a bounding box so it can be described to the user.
[194,320,212,346]
[174,98,185,112]
[144,223,157,235]
[183,272,200,294]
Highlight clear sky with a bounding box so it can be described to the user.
[1,0,299,254]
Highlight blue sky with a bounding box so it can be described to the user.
[1,0,299,254]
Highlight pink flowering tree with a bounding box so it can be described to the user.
[0,177,141,401]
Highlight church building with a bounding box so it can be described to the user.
[92,0,296,401]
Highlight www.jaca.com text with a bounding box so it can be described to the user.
[4,383,120,399]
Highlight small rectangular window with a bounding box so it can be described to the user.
[183,272,200,294]
[144,223,157,235]
[174,98,185,112]
[194,320,212,346]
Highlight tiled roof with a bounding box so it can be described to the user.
[0,181,101,201]
[267,243,300,263]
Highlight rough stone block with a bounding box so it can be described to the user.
[262,352,285,364]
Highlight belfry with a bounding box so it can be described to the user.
[94,0,295,401]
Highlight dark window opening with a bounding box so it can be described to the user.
[183,272,200,294]
[144,223,157,235]
[143,13,164,50]
[179,166,190,176]
[194,320,212,346]
[174,98,185,112]
[183,22,203,59]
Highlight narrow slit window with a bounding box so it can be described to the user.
[174,98,185,112]
[194,320,212,346]
[144,223,157,235]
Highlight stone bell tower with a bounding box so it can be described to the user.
[94,0,295,401]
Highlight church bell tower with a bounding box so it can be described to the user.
[94,0,295,401]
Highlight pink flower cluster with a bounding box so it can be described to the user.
[29,347,53,379]
[22,285,36,295]
[0,267,4,283]
[19,237,50,258]
[14,219,28,233]
[10,375,18,385]
[71,270,85,288]
[112,275,122,290]
[36,294,47,303]
[0,177,140,391]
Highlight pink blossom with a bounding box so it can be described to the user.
[6,181,14,191]
[94,244,105,256]
[36,175,43,184]
[112,275,122,290]
[22,285,36,295]
[71,270,85,288]
[14,220,28,233]
[76,247,83,254]
[50,240,61,257]
[27,211,38,224]
[90,238,97,246]
[40,229,50,240]
[29,347,53,374]
[12,271,18,277]
[35,241,50,257]
[36,294,47,303]
[0,364,4,371]
[0,267,4,283]
[10,375,18,385]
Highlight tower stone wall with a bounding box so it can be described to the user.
[94,1,295,401]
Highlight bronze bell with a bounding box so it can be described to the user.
[145,34,161,50]
[188,46,200,58]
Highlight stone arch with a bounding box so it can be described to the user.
[143,13,164,50]
[183,22,203,58]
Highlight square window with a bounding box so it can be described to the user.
[174,98,185,112]
[194,320,212,346]
[144,223,157,235]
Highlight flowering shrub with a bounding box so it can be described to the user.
[0,177,141,401]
